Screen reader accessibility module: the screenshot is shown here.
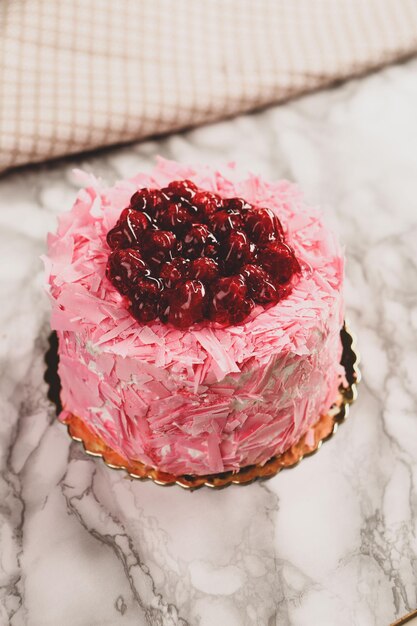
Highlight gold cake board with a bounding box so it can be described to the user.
[45,323,360,490]
[391,609,417,626]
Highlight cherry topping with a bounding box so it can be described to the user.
[165,179,198,201]
[220,230,252,272]
[106,248,150,294]
[130,188,164,213]
[225,197,252,213]
[258,241,300,284]
[159,258,189,288]
[209,276,253,324]
[241,264,278,303]
[203,233,219,259]
[188,257,219,282]
[131,277,163,323]
[105,181,300,328]
[211,210,243,239]
[192,191,222,221]
[141,230,177,266]
[106,208,150,249]
[181,224,212,259]
[158,202,193,233]
[106,227,126,251]
[168,280,206,328]
[244,208,282,243]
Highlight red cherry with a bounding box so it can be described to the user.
[188,258,219,282]
[106,208,151,249]
[276,281,294,301]
[159,258,189,288]
[273,215,285,240]
[158,202,193,232]
[220,230,251,272]
[224,197,252,213]
[181,224,211,259]
[130,188,165,213]
[141,230,177,266]
[209,276,252,324]
[228,297,254,324]
[241,263,268,287]
[131,300,159,322]
[211,210,243,239]
[241,264,278,303]
[165,179,198,201]
[157,290,171,323]
[130,277,163,322]
[168,280,206,328]
[259,241,300,283]
[211,275,247,302]
[133,276,163,298]
[244,208,282,243]
[106,226,126,250]
[192,191,223,221]
[204,232,219,259]
[106,248,150,295]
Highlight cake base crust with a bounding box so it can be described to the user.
[45,324,360,490]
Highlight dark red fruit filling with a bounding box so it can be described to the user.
[106,180,300,328]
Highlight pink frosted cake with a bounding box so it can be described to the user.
[44,159,344,476]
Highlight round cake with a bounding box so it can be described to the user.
[44,159,344,476]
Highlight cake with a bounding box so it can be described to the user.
[44,159,344,477]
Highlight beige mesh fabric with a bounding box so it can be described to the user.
[1,0,417,172]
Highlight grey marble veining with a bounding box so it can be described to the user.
[1,57,417,626]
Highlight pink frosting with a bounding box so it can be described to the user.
[44,158,344,475]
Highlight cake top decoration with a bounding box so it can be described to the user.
[106,180,300,328]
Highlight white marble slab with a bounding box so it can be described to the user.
[1,57,417,626]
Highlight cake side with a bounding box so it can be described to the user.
[44,159,345,475]
[57,318,342,474]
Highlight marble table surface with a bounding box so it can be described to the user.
[1,57,417,626]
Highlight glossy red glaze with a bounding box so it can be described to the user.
[105,182,300,327]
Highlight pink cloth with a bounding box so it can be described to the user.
[1,0,417,172]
